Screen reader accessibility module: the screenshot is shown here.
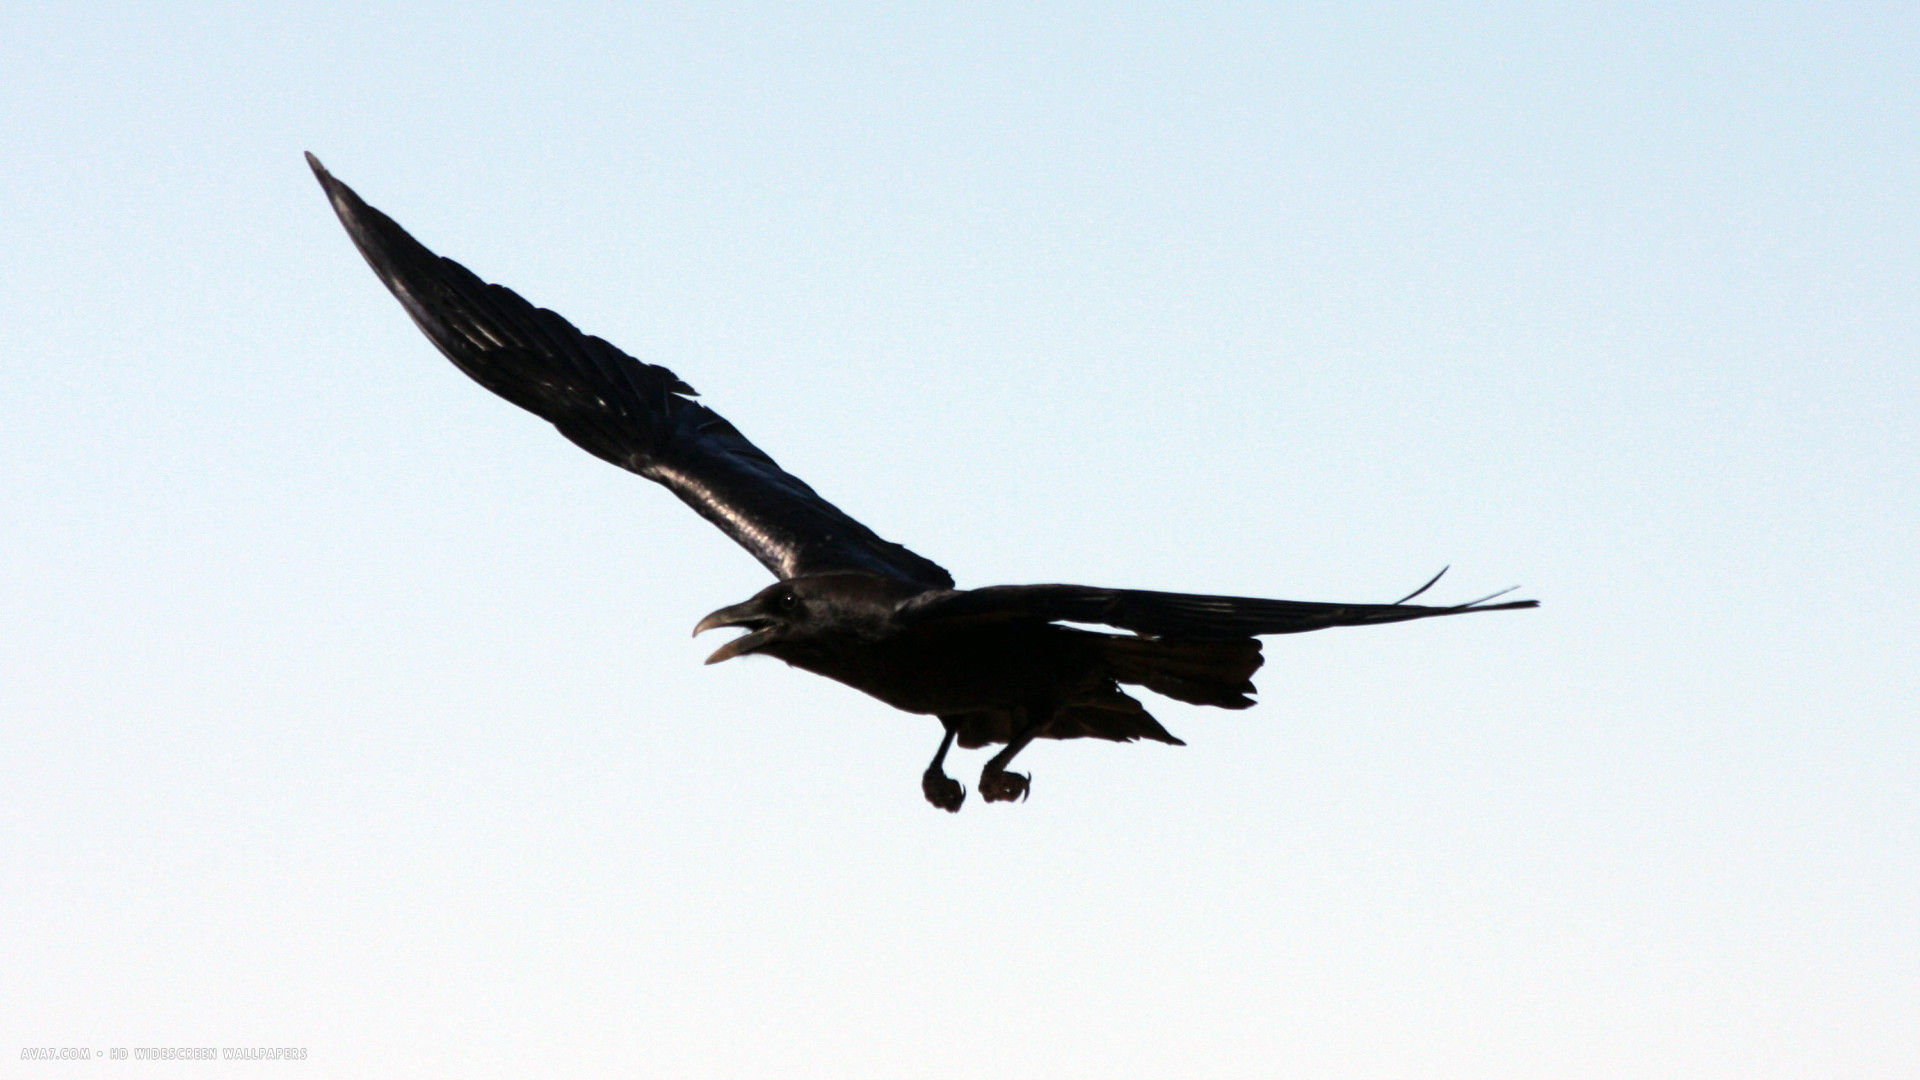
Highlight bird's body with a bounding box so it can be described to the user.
[760,588,1107,721]
[704,572,1240,732]
[308,153,1536,811]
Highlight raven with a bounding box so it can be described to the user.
[308,154,1536,811]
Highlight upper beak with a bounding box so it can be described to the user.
[693,601,773,665]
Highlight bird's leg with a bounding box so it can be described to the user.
[979,715,1041,804]
[921,720,965,813]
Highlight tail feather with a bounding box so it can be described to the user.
[1048,696,1186,745]
[1102,635,1263,708]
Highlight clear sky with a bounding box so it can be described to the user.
[3,3,1914,1077]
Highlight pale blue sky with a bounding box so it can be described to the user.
[3,3,1915,1077]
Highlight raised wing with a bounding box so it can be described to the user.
[308,154,952,589]
[900,569,1536,639]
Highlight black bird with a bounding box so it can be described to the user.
[308,154,1537,812]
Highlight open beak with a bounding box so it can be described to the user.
[693,602,775,665]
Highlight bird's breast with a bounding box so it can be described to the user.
[770,623,1107,716]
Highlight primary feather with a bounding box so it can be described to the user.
[309,153,952,589]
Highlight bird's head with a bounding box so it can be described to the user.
[692,573,913,665]
[691,580,809,664]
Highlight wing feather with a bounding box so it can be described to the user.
[901,576,1537,639]
[309,154,952,589]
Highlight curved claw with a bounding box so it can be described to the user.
[922,769,966,813]
[979,769,1031,804]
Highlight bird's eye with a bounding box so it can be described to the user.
[775,590,798,612]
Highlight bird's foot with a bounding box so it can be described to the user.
[922,767,966,812]
[979,768,1030,803]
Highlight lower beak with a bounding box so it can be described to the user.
[693,603,773,665]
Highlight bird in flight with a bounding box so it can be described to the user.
[308,153,1536,812]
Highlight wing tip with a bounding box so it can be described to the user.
[1449,583,1540,611]
[304,151,390,235]
[305,151,345,202]
[1395,565,1449,604]
[304,150,363,225]
[1458,597,1540,613]
[304,153,439,289]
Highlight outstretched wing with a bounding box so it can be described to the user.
[308,154,952,589]
[900,570,1536,639]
